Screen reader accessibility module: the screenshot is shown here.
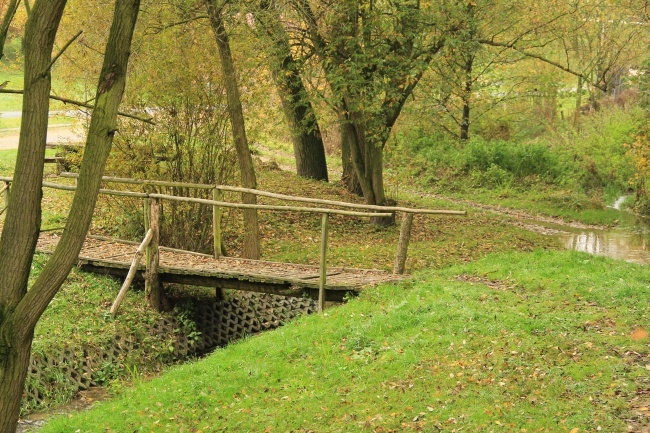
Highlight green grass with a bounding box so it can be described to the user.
[0,68,24,111]
[40,250,650,432]
[438,185,625,227]
[0,148,17,174]
[0,148,60,178]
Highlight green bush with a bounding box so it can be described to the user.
[463,137,560,181]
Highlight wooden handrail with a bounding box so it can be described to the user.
[59,172,215,190]
[56,172,466,216]
[7,173,468,297]
[0,177,394,218]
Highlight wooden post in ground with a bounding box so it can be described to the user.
[393,212,414,275]
[318,213,330,312]
[145,198,164,311]
[213,187,222,258]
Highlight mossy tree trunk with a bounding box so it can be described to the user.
[0,1,140,430]
[206,0,260,259]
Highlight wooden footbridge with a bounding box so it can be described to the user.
[1,173,465,314]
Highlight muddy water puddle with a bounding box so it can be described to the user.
[16,387,111,432]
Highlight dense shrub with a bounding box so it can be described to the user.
[462,138,560,181]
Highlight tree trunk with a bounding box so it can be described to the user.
[274,57,328,181]
[206,1,260,260]
[460,57,473,142]
[0,335,32,433]
[256,1,328,181]
[573,75,583,129]
[340,119,363,196]
[0,1,140,429]
[343,110,393,225]
[0,1,68,427]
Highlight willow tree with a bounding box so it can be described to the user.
[0,0,140,430]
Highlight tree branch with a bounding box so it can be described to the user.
[43,30,82,76]
[0,0,21,60]
[0,88,154,124]
[478,39,607,92]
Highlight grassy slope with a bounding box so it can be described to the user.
[42,250,649,432]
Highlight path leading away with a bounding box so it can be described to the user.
[0,125,83,150]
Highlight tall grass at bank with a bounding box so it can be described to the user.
[389,105,642,225]
[42,250,650,432]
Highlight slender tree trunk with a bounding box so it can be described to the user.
[206,1,260,259]
[0,1,140,430]
[257,1,328,181]
[460,58,472,141]
[573,75,583,129]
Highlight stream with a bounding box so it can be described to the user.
[554,196,650,265]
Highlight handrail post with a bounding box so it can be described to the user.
[143,198,151,265]
[3,180,9,205]
[393,212,414,275]
[318,213,330,312]
[145,198,164,311]
[213,187,222,258]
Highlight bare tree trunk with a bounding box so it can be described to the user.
[206,1,260,259]
[0,1,140,429]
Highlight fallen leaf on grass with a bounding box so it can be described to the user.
[631,328,649,341]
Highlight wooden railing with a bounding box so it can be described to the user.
[0,174,466,312]
[0,180,8,216]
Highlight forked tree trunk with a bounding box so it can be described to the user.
[206,1,260,259]
[342,110,394,225]
[0,1,140,430]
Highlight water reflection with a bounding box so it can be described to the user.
[561,230,650,264]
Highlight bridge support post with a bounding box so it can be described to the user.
[393,212,414,275]
[145,198,165,311]
[318,213,329,312]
